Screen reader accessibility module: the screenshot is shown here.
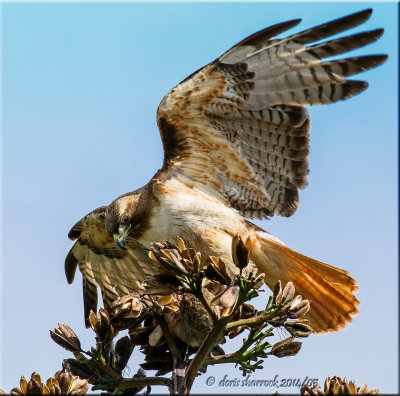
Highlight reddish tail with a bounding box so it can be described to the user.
[249,230,359,333]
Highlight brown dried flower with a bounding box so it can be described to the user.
[280,281,296,303]
[149,237,206,278]
[272,280,283,306]
[110,293,143,319]
[301,375,380,395]
[111,336,134,374]
[284,319,313,338]
[212,285,239,317]
[63,359,100,384]
[88,308,114,346]
[144,273,183,295]
[140,342,174,376]
[153,294,180,315]
[205,256,233,285]
[50,324,81,353]
[231,234,251,270]
[273,281,311,319]
[129,321,157,346]
[287,295,311,319]
[10,370,88,395]
[270,336,302,358]
[148,324,164,346]
[227,303,258,339]
[53,370,88,395]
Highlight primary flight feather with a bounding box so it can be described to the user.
[65,9,387,333]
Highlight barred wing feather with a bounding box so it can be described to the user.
[65,207,156,326]
[156,9,387,219]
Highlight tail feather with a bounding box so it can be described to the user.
[249,230,359,333]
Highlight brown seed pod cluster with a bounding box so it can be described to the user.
[148,237,205,279]
[88,308,115,347]
[110,293,143,319]
[301,375,380,395]
[268,281,312,333]
[8,371,88,395]
[48,234,377,395]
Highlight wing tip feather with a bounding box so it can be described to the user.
[65,248,78,284]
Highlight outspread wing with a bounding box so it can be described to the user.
[156,9,386,218]
[65,207,156,326]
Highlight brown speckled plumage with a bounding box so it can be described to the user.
[66,10,386,333]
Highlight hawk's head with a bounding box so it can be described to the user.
[104,190,145,250]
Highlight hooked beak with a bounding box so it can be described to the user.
[113,234,127,250]
[113,224,131,250]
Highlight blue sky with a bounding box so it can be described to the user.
[1,1,398,394]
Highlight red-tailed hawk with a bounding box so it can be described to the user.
[65,9,386,333]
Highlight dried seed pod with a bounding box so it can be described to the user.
[221,286,239,316]
[149,238,207,280]
[341,378,351,395]
[129,326,154,346]
[54,371,69,394]
[217,258,234,282]
[26,374,42,395]
[176,236,186,252]
[205,256,232,285]
[140,360,171,373]
[111,293,143,319]
[205,261,228,285]
[287,299,311,319]
[161,249,189,274]
[7,371,91,396]
[202,279,226,298]
[52,384,63,395]
[20,376,28,394]
[281,282,295,303]
[300,384,313,395]
[149,325,163,346]
[54,370,88,395]
[240,303,257,319]
[97,308,114,344]
[273,280,283,305]
[88,309,114,345]
[112,336,134,373]
[231,234,249,270]
[192,252,202,273]
[50,324,81,353]
[329,377,340,394]
[227,325,246,339]
[10,388,24,396]
[303,375,380,395]
[212,286,239,317]
[144,274,182,295]
[63,359,99,383]
[154,294,179,315]
[348,380,357,394]
[270,337,302,358]
[284,320,312,338]
[181,248,197,264]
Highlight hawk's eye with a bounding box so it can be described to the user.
[120,214,130,225]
